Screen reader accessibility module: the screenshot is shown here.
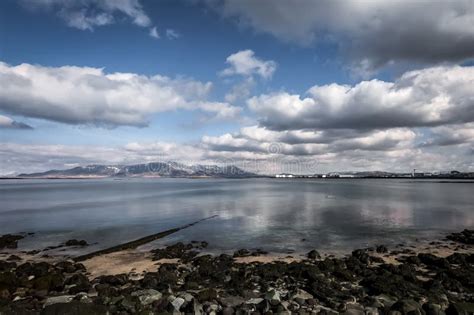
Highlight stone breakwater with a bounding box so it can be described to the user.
[0,231,472,314]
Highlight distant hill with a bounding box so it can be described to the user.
[18,162,256,178]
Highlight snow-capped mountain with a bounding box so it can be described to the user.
[18,162,256,178]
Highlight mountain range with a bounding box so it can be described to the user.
[17,162,256,178]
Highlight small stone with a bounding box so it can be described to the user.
[0,288,10,300]
[247,298,264,305]
[291,288,313,300]
[343,303,365,315]
[365,306,380,315]
[43,295,75,307]
[180,292,194,303]
[171,297,185,311]
[131,289,162,306]
[375,294,397,308]
[265,289,280,305]
[120,296,136,312]
[223,306,235,315]
[220,296,245,307]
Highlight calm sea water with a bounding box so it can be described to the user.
[0,178,473,254]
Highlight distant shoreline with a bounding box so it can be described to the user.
[2,176,474,181]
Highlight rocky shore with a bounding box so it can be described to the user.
[0,230,473,314]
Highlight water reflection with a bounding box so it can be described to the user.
[0,178,473,253]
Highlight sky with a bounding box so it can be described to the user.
[0,0,473,175]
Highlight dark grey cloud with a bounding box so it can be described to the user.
[207,0,474,73]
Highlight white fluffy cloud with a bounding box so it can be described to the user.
[221,50,277,79]
[248,65,474,131]
[22,0,151,30]
[208,0,474,72]
[0,62,240,127]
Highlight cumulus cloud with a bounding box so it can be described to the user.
[248,65,474,131]
[202,126,415,156]
[0,62,240,127]
[221,50,277,79]
[207,0,474,72]
[224,77,254,103]
[420,123,474,147]
[22,0,151,30]
[0,115,33,129]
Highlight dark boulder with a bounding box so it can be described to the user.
[0,261,16,272]
[446,253,468,265]
[96,274,127,286]
[389,299,425,315]
[31,273,64,292]
[65,274,91,294]
[423,303,446,315]
[64,239,88,247]
[55,261,86,274]
[197,288,218,302]
[0,271,18,292]
[446,230,474,244]
[41,301,108,315]
[0,234,24,249]
[151,242,197,261]
[352,249,370,264]
[446,303,474,315]
[16,262,51,278]
[307,250,321,260]
[233,249,251,257]
[418,253,450,269]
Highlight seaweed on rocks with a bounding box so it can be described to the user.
[0,231,473,314]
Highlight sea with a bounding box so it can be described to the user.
[1,178,473,255]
